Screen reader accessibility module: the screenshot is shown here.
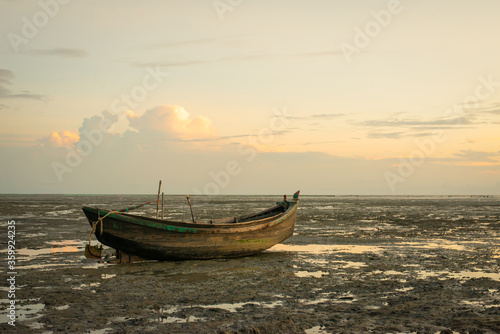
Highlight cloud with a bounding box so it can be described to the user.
[282,113,344,121]
[0,69,14,84]
[475,103,500,115]
[0,68,45,100]
[220,50,341,62]
[0,133,38,147]
[3,92,46,100]
[363,117,473,127]
[367,132,404,139]
[310,113,344,120]
[39,131,80,148]
[298,140,342,146]
[454,149,500,162]
[142,37,233,50]
[137,59,207,68]
[0,69,16,98]
[24,48,88,58]
[135,50,341,68]
[126,105,216,140]
[357,115,478,139]
[36,105,217,152]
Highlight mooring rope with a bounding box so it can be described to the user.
[87,200,155,257]
[88,210,116,246]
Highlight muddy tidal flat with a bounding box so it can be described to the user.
[1,194,499,333]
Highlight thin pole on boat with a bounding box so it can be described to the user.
[156,180,162,219]
[186,195,195,223]
[161,192,164,219]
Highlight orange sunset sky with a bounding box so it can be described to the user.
[1,0,499,194]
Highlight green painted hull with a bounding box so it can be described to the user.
[82,196,299,261]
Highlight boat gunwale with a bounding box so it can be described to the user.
[82,200,299,231]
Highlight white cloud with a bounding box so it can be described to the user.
[39,131,79,148]
[126,105,216,140]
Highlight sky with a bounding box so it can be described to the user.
[1,0,499,195]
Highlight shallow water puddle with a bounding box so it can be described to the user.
[101,274,116,280]
[303,258,329,265]
[1,243,82,258]
[81,262,110,269]
[16,263,72,270]
[0,300,45,324]
[89,328,114,334]
[302,258,367,269]
[305,325,329,334]
[152,306,208,324]
[449,271,500,282]
[270,239,484,256]
[47,239,82,246]
[373,269,500,282]
[269,244,384,254]
[73,282,101,291]
[394,240,469,251]
[338,261,367,268]
[198,300,283,312]
[25,322,45,330]
[10,241,87,271]
[415,270,500,281]
[154,306,210,324]
[493,249,500,258]
[300,292,357,305]
[158,300,283,320]
[4,239,85,269]
[461,300,500,309]
[295,270,328,278]
[300,298,330,305]
[157,315,207,323]
[16,246,80,256]
[331,261,368,269]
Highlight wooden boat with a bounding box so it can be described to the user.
[82,191,300,261]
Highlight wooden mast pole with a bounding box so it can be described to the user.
[156,180,162,218]
[186,195,195,223]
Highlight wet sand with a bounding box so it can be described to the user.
[1,195,499,333]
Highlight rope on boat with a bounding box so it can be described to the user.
[88,211,116,245]
[86,200,155,259]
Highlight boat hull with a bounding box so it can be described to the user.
[82,200,298,261]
